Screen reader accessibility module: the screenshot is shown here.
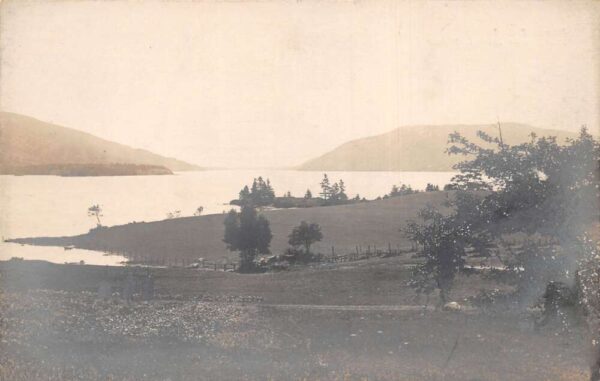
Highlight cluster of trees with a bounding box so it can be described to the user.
[238,177,275,207]
[319,174,348,203]
[406,127,599,313]
[382,182,440,200]
[388,183,416,197]
[223,206,324,271]
[234,174,356,208]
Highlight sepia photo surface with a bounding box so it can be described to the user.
[1,1,599,380]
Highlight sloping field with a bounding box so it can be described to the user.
[11,191,454,262]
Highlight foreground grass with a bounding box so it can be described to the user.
[0,259,592,381]
[0,288,589,381]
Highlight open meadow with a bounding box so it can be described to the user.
[9,191,455,264]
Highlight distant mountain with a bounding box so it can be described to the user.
[0,112,200,172]
[298,123,580,172]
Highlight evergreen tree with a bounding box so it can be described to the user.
[239,185,251,202]
[337,179,348,201]
[237,177,276,207]
[320,174,331,200]
[223,206,272,272]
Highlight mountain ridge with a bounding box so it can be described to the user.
[298,123,580,172]
[0,112,200,172]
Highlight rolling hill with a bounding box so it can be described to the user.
[298,123,579,172]
[0,112,200,172]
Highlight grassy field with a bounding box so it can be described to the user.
[10,191,454,264]
[0,258,591,381]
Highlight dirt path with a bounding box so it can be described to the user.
[260,303,435,311]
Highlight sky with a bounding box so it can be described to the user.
[1,0,599,168]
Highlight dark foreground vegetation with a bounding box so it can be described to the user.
[0,163,173,176]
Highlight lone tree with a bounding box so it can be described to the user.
[194,206,204,216]
[87,204,103,227]
[288,221,323,257]
[304,189,312,199]
[223,205,272,272]
[405,207,469,306]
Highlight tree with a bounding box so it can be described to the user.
[444,126,600,354]
[223,206,272,272]
[337,179,348,201]
[288,221,323,258]
[330,182,340,200]
[239,185,251,202]
[425,183,439,192]
[447,127,598,243]
[194,206,204,216]
[404,206,476,306]
[87,204,103,227]
[304,189,312,199]
[320,174,331,200]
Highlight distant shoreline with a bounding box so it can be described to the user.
[0,163,174,177]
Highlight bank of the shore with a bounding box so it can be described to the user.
[8,191,456,264]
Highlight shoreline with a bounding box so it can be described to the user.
[7,191,455,264]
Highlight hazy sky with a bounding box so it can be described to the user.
[1,1,599,168]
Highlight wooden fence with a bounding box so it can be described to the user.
[119,236,560,271]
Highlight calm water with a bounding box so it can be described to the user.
[0,170,455,265]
